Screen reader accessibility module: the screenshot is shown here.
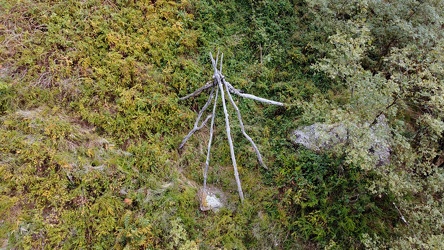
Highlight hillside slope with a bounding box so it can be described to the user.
[1,0,443,249]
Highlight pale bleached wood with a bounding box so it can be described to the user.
[179,114,212,150]
[179,88,215,150]
[204,87,218,191]
[225,81,285,106]
[180,52,285,203]
[211,53,245,201]
[219,53,223,73]
[179,81,214,100]
[223,79,268,170]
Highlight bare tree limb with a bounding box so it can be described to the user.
[179,114,213,150]
[180,52,285,203]
[216,49,220,68]
[393,202,409,225]
[370,95,398,127]
[224,79,268,169]
[179,88,215,150]
[179,81,214,100]
[219,53,223,73]
[211,53,245,201]
[204,88,218,191]
[225,81,285,106]
[210,52,218,75]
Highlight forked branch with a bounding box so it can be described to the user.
[224,80,267,169]
[179,88,215,150]
[179,52,285,202]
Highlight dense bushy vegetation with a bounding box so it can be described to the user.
[1,0,442,249]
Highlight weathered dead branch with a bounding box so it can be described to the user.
[211,53,245,201]
[179,52,284,202]
[178,88,215,150]
[179,81,214,101]
[225,81,285,106]
[204,87,218,190]
[224,82,267,169]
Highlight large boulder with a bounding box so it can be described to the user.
[290,115,390,166]
[291,123,348,152]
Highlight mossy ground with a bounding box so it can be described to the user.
[0,0,425,249]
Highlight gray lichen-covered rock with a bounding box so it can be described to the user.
[290,115,390,166]
[198,186,226,212]
[367,115,391,166]
[291,123,348,152]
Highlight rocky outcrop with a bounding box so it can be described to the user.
[290,115,390,166]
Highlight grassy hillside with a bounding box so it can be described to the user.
[1,0,443,249]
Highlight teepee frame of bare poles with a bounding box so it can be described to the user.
[179,52,285,202]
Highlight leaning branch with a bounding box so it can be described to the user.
[224,79,268,169]
[204,88,218,190]
[393,202,409,225]
[179,89,215,150]
[179,81,214,100]
[225,81,285,106]
[179,114,212,150]
[211,53,245,201]
[370,95,398,127]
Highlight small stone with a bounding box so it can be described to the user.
[198,186,225,212]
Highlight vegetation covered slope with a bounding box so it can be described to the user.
[1,0,443,249]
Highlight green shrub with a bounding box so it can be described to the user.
[2,0,443,249]
[274,149,397,248]
[0,81,12,114]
